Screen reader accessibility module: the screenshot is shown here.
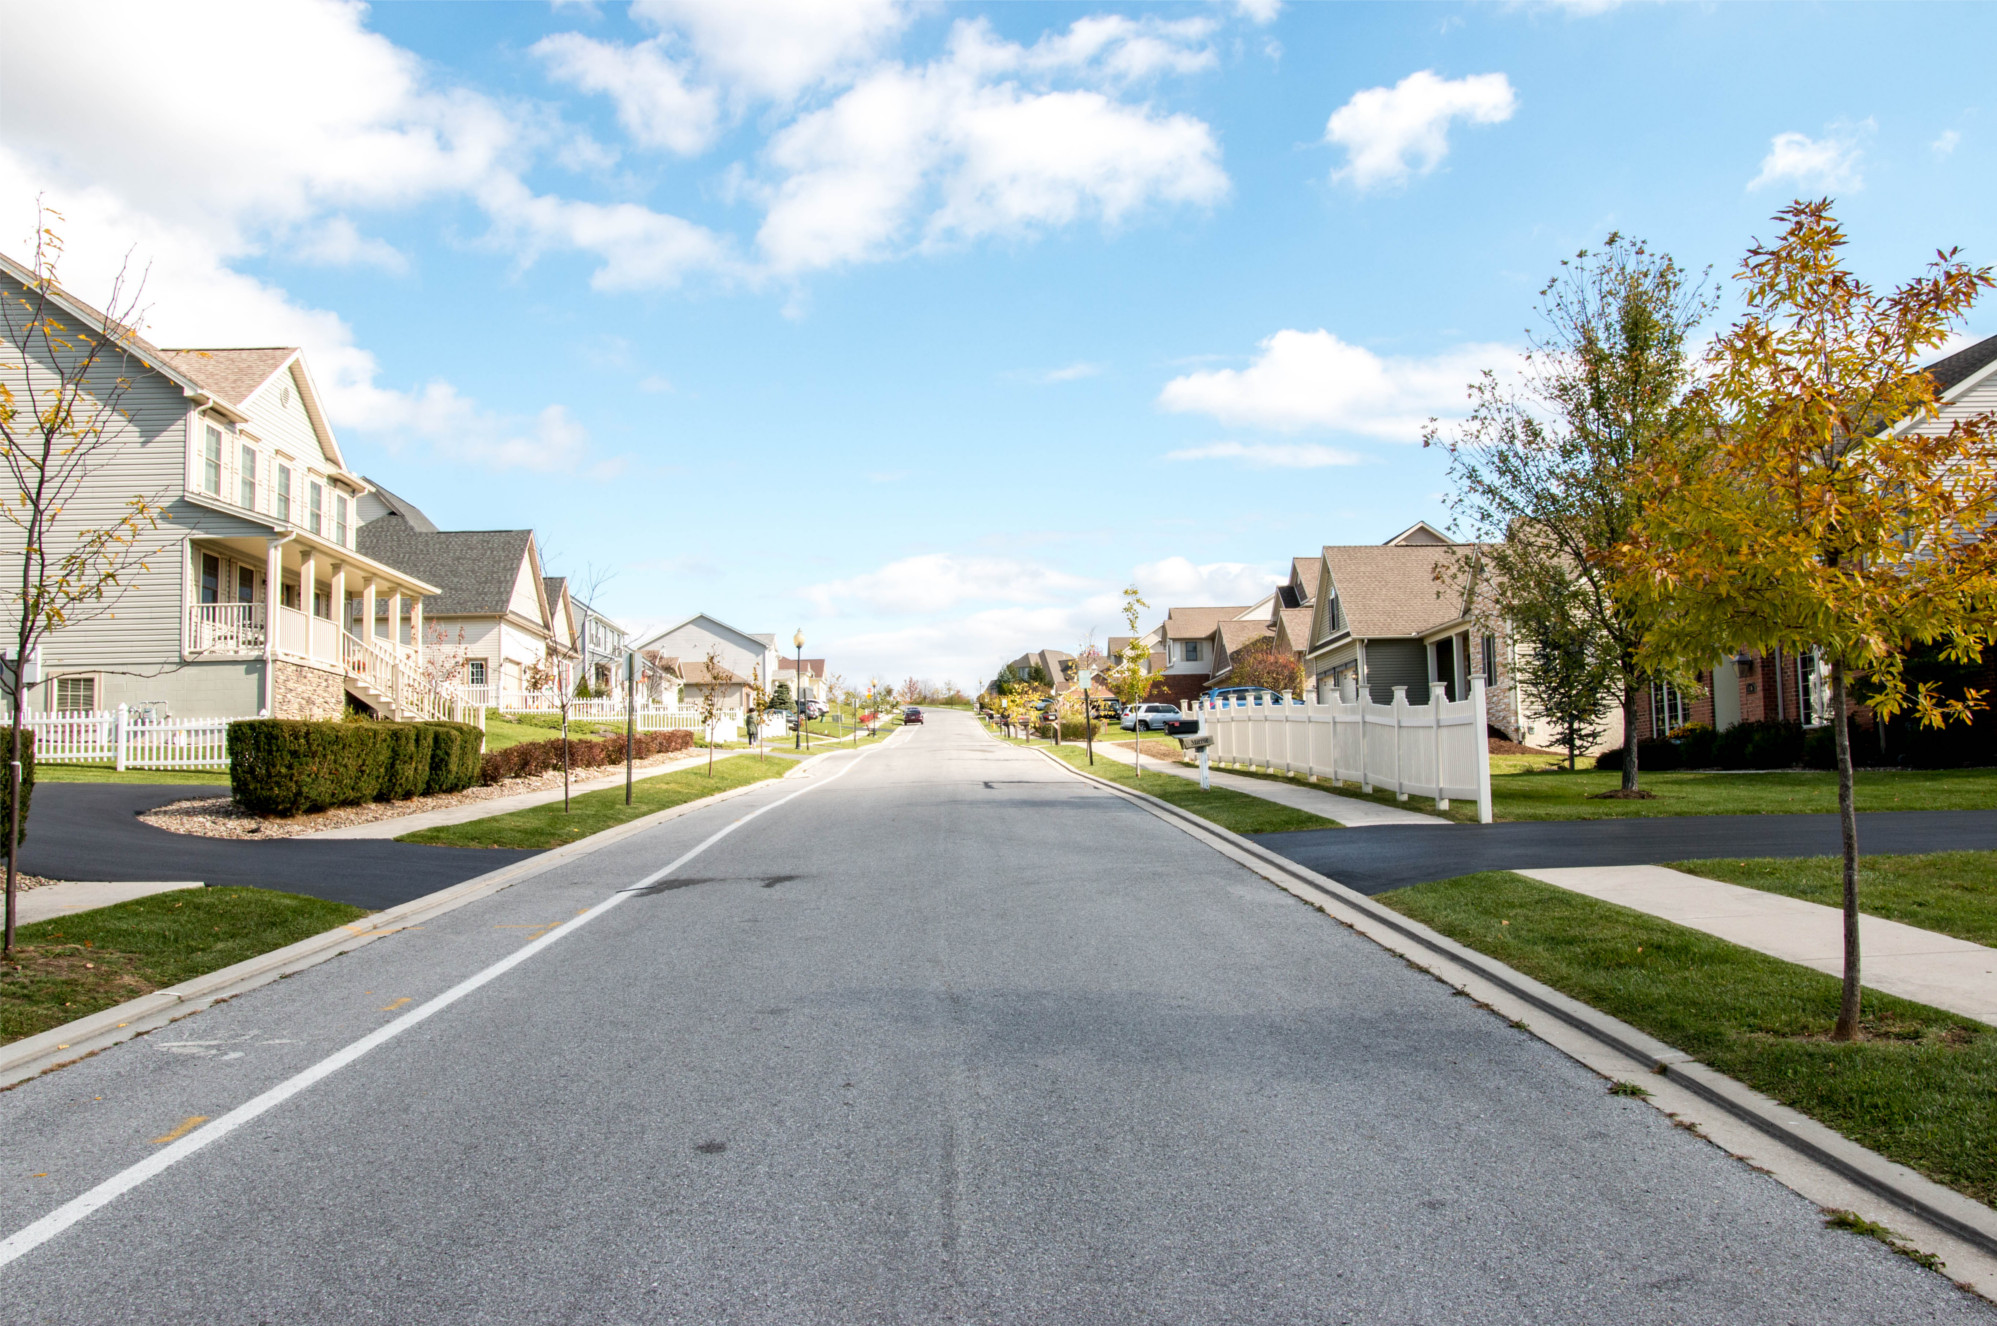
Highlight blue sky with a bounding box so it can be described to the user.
[4,0,1992,688]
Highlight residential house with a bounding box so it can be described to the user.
[1203,556,1320,694]
[677,658,752,712]
[776,656,826,703]
[627,615,776,701]
[1633,335,1997,745]
[575,597,628,697]
[1302,528,1529,741]
[0,255,449,722]
[354,485,563,706]
[543,577,578,670]
[1003,649,1075,690]
[1149,603,1272,706]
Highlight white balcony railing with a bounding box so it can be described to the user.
[187,602,266,656]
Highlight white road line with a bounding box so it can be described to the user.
[0,743,882,1272]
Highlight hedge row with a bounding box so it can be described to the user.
[478,728,695,786]
[229,719,485,817]
[1593,718,1898,773]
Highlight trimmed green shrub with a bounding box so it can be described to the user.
[231,720,389,816]
[1592,738,1682,773]
[375,724,436,802]
[1672,723,1718,768]
[422,721,484,794]
[1714,719,1804,769]
[0,728,35,856]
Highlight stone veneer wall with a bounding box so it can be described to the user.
[270,660,345,721]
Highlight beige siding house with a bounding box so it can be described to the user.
[0,255,446,721]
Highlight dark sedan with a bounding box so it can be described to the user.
[902,707,924,724]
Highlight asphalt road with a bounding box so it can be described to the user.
[0,711,1985,1323]
[18,784,541,909]
[1254,809,1997,894]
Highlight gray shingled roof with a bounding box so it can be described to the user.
[356,516,539,618]
[1926,334,1997,394]
[1291,556,1321,601]
[363,480,438,533]
[1164,605,1249,640]
[155,348,297,407]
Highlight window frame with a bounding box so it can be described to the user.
[275,463,292,523]
[53,675,97,714]
[202,426,223,494]
[1182,640,1201,663]
[334,493,349,547]
[238,442,258,510]
[308,481,324,536]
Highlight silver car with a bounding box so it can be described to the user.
[1120,702,1183,732]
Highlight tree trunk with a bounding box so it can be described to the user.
[1830,656,1862,1041]
[1620,676,1641,793]
[4,678,19,957]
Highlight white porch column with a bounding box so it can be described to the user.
[298,547,317,616]
[361,576,378,644]
[385,587,402,648]
[329,562,347,637]
[262,537,282,712]
[409,595,423,655]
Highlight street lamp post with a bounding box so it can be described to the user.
[1078,666,1096,766]
[793,629,805,751]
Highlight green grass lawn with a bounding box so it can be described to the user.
[1218,764,1997,824]
[1040,743,1339,835]
[396,753,790,850]
[34,764,230,785]
[1378,870,1997,1208]
[0,886,367,1045]
[1675,851,1997,950]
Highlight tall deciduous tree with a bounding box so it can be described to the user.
[1106,586,1155,773]
[0,215,165,953]
[1426,232,1712,796]
[1621,199,1997,1040]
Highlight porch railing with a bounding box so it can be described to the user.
[187,603,266,656]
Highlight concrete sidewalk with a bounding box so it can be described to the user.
[1088,739,1446,827]
[18,879,203,926]
[1519,865,1997,1027]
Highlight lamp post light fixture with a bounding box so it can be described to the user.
[793,629,805,751]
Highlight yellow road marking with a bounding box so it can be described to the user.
[150,1116,208,1145]
[495,923,562,940]
[379,997,411,1012]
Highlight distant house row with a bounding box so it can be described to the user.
[0,252,819,723]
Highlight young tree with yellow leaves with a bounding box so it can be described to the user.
[1621,200,1997,1040]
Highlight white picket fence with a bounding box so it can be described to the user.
[29,707,239,771]
[1197,678,1493,823]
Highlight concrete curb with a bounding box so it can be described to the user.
[0,760,806,1090]
[1032,745,1997,1260]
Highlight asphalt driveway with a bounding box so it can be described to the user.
[17,784,538,910]
[1252,808,1997,894]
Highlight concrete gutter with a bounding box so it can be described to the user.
[1034,746,1997,1263]
[0,751,837,1090]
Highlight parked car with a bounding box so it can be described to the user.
[802,700,827,720]
[903,706,924,724]
[1204,686,1286,707]
[1121,702,1183,732]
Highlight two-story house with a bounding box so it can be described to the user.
[353,484,564,707]
[0,254,449,722]
[627,615,776,701]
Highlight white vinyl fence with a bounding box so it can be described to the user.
[1197,678,1493,823]
[29,706,239,771]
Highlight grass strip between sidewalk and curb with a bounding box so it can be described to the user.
[1,888,367,1046]
[1672,851,1997,951]
[1036,742,1339,835]
[1030,740,1997,1262]
[1201,761,1997,823]
[1378,870,1997,1210]
[396,754,793,849]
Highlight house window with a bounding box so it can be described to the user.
[1326,596,1343,633]
[199,553,220,605]
[308,481,323,536]
[55,676,95,713]
[1799,648,1827,726]
[1482,634,1498,688]
[468,660,487,687]
[202,426,223,494]
[238,567,256,604]
[281,580,299,610]
[1650,679,1690,736]
[334,494,348,547]
[275,464,292,523]
[239,444,257,509]
[1183,640,1201,663]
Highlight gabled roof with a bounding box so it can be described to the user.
[362,480,439,533]
[1214,619,1274,651]
[1290,556,1321,602]
[1163,605,1250,640]
[1318,543,1469,639]
[627,613,771,656]
[681,660,743,685]
[355,518,544,621]
[778,657,826,677]
[1926,334,1997,395]
[1275,606,1313,652]
[157,346,349,473]
[1383,520,1453,547]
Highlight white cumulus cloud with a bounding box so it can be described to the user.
[1165,441,1361,468]
[533,32,721,155]
[1132,556,1284,608]
[803,553,1097,617]
[1324,70,1516,191]
[632,0,914,103]
[1748,127,1865,192]
[1157,329,1512,438]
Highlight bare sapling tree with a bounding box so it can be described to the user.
[524,653,577,811]
[1425,232,1713,798]
[1107,585,1154,775]
[745,673,770,763]
[0,214,167,953]
[697,646,726,775]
